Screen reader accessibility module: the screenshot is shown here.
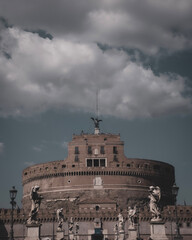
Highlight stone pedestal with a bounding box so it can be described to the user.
[127,227,137,240]
[25,224,41,240]
[69,233,75,240]
[56,230,64,240]
[150,221,168,240]
[119,231,125,240]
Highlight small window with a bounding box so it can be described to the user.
[113,146,118,154]
[95,205,100,211]
[100,159,106,167]
[62,164,66,168]
[87,159,92,167]
[187,222,190,227]
[127,164,131,168]
[88,146,92,154]
[75,155,79,162]
[24,172,27,175]
[94,159,99,167]
[75,146,79,154]
[54,167,57,170]
[113,155,118,162]
[100,146,105,154]
[116,164,120,167]
[72,164,75,168]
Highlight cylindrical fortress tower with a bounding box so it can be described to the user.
[22,132,175,214]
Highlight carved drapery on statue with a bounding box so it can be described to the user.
[148,186,161,221]
[118,213,124,232]
[127,206,137,227]
[57,208,64,231]
[27,186,43,225]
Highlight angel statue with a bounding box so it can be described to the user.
[57,208,64,231]
[91,117,102,129]
[148,186,161,221]
[27,186,43,224]
[128,206,137,227]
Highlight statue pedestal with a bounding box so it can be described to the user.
[119,231,125,240]
[69,233,75,240]
[25,224,41,240]
[56,230,64,240]
[150,221,168,240]
[127,226,137,240]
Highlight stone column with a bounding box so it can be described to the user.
[150,221,168,240]
[25,224,41,240]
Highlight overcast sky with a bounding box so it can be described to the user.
[0,0,192,208]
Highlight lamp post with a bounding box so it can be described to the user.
[9,186,17,240]
[172,183,183,240]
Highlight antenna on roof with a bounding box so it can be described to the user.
[91,89,102,134]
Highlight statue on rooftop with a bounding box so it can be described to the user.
[27,186,43,225]
[91,117,102,129]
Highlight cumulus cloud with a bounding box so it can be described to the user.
[0,0,192,54]
[0,142,4,153]
[0,26,191,119]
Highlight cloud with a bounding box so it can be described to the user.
[0,142,4,153]
[0,26,191,119]
[0,0,192,54]
[33,146,42,152]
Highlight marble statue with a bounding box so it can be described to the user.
[118,213,124,232]
[148,186,161,221]
[114,223,118,240]
[128,206,137,227]
[27,186,43,224]
[69,217,74,234]
[75,222,79,234]
[56,208,64,231]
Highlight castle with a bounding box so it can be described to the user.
[0,118,192,240]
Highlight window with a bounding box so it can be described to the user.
[127,164,131,168]
[72,164,75,168]
[94,159,99,167]
[62,164,66,168]
[86,158,106,167]
[100,159,106,167]
[113,155,118,162]
[87,159,92,167]
[100,146,105,154]
[75,146,79,154]
[113,146,118,154]
[75,155,79,162]
[88,146,92,154]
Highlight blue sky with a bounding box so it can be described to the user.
[0,0,192,208]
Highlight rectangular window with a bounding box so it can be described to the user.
[100,159,106,167]
[75,155,79,162]
[87,159,92,167]
[113,146,118,154]
[100,146,105,154]
[113,155,118,162]
[94,159,99,167]
[88,146,92,154]
[75,146,79,154]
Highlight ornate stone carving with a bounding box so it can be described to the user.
[56,208,64,231]
[27,186,43,225]
[148,186,161,221]
[127,206,137,228]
